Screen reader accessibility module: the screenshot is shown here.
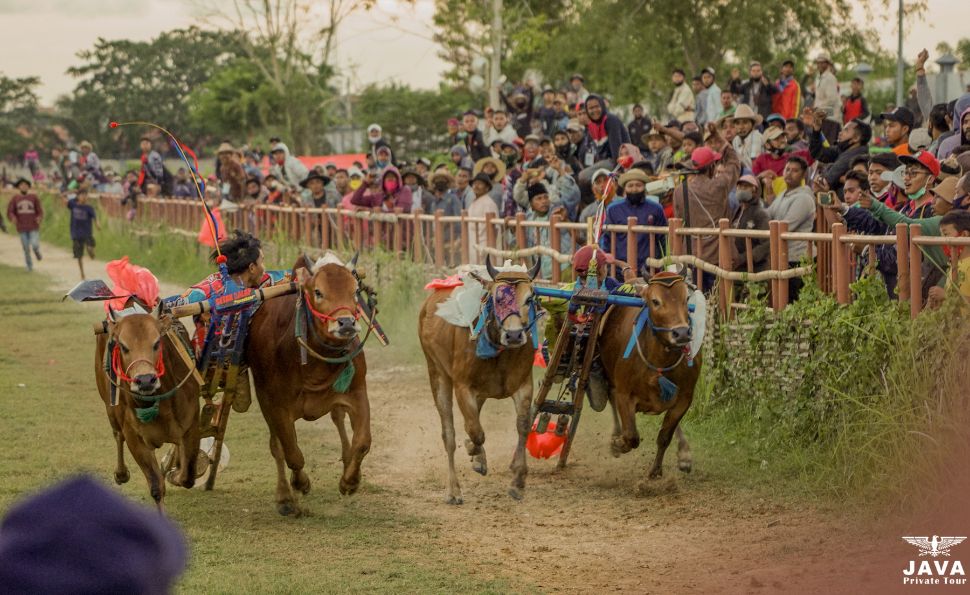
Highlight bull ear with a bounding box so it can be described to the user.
[295,266,311,286]
[527,257,542,280]
[158,311,173,333]
[485,255,498,281]
[347,251,359,271]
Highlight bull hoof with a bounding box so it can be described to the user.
[472,459,487,476]
[276,501,302,517]
[114,469,130,485]
[292,475,311,495]
[507,487,524,501]
[445,495,464,505]
[648,469,663,480]
[678,460,693,473]
[339,478,359,496]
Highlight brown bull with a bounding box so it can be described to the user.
[597,271,700,480]
[418,258,541,504]
[95,307,201,511]
[246,255,371,516]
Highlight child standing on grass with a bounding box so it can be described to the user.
[64,184,100,280]
[6,178,43,271]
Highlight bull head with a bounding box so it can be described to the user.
[484,256,542,282]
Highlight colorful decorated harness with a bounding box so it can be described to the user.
[471,272,541,359]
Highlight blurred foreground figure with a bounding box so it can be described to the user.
[0,475,187,594]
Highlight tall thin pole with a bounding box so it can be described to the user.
[489,0,503,109]
[895,0,904,107]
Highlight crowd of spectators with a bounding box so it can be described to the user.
[6,49,970,306]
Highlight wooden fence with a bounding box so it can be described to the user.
[98,195,970,319]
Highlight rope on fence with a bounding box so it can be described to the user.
[474,245,814,281]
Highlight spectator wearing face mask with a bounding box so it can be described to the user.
[600,169,667,278]
[731,174,770,272]
[753,127,813,177]
[351,165,412,213]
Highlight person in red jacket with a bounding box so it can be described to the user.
[772,59,802,120]
[7,178,43,271]
[842,78,870,124]
[752,127,812,177]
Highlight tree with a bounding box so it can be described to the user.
[434,0,923,113]
[194,0,373,154]
[58,27,242,156]
[0,74,52,158]
[432,0,569,88]
[354,83,475,157]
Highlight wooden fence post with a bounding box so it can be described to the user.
[485,211,497,252]
[626,216,638,273]
[550,213,562,283]
[717,218,731,317]
[320,210,329,249]
[434,209,445,267]
[412,207,424,264]
[894,223,909,302]
[768,220,781,311]
[372,207,383,251]
[514,212,528,266]
[393,207,403,257]
[777,221,790,308]
[832,222,849,305]
[668,218,683,256]
[909,227,923,318]
[460,209,470,266]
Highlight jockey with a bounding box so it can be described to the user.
[164,231,286,312]
[163,231,287,413]
[541,245,638,412]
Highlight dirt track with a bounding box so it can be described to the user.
[0,231,919,594]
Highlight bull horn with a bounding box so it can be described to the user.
[347,251,360,271]
[527,257,541,280]
[485,255,499,281]
[153,300,163,318]
[107,305,117,322]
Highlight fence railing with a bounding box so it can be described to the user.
[98,195,970,319]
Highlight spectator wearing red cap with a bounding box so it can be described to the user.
[673,123,741,288]
[731,175,770,272]
[898,150,939,219]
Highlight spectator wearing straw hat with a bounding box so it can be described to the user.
[730,104,764,170]
[467,172,499,264]
[599,168,667,279]
[813,53,843,136]
[473,156,507,211]
[752,126,812,178]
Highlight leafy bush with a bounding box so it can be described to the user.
[695,273,966,506]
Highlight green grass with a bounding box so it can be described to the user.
[0,265,520,594]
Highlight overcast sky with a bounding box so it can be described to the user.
[0,0,966,105]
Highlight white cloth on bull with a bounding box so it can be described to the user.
[435,260,526,330]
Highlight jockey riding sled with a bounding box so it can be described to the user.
[528,243,705,479]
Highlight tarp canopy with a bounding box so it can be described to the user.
[261,153,366,175]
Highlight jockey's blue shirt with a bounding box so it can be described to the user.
[598,196,667,277]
